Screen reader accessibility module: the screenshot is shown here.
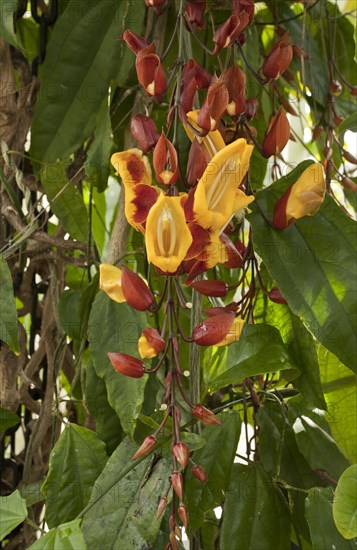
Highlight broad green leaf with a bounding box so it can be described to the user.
[319,345,357,463]
[0,407,20,432]
[0,255,19,354]
[293,415,350,480]
[0,490,27,541]
[254,288,326,409]
[31,0,145,163]
[207,324,297,391]
[338,112,357,138]
[257,401,320,488]
[39,161,88,242]
[88,291,147,437]
[333,465,357,539]
[249,162,357,373]
[221,464,291,550]
[305,487,357,549]
[20,481,44,507]
[185,411,241,530]
[82,438,170,549]
[58,289,82,340]
[0,0,20,48]
[42,424,108,527]
[85,359,123,455]
[84,98,112,192]
[29,519,87,550]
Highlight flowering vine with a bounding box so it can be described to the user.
[100,0,326,546]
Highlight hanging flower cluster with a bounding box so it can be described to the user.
[101,0,326,545]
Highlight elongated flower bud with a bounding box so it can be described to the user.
[138,328,165,359]
[191,464,208,483]
[213,13,249,55]
[132,435,157,460]
[130,114,160,153]
[197,78,229,133]
[156,496,168,519]
[185,1,206,30]
[121,266,154,311]
[108,352,145,378]
[192,312,235,346]
[153,132,179,186]
[178,505,189,529]
[220,64,246,117]
[262,107,290,157]
[173,442,190,469]
[268,287,287,304]
[121,30,149,55]
[136,44,167,99]
[171,472,183,500]
[192,404,221,426]
[190,280,228,297]
[262,32,293,80]
[232,0,255,25]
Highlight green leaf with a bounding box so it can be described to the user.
[293,415,350,480]
[82,438,171,549]
[338,112,357,138]
[29,519,87,550]
[58,289,82,340]
[305,487,356,549]
[39,161,88,242]
[220,464,291,550]
[257,400,321,488]
[88,291,147,437]
[207,324,297,391]
[249,163,357,373]
[41,424,108,528]
[0,407,20,432]
[254,289,326,409]
[0,255,19,354]
[0,0,20,48]
[185,411,241,530]
[333,465,357,540]
[84,99,112,192]
[319,345,357,463]
[0,490,27,541]
[85,358,123,455]
[31,0,145,163]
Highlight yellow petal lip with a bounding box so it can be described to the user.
[286,162,325,221]
[99,264,126,303]
[145,194,193,273]
[185,110,226,159]
[111,149,152,186]
[193,138,254,232]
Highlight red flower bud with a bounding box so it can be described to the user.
[132,435,157,460]
[145,0,166,7]
[192,312,235,346]
[220,64,246,117]
[262,107,290,157]
[245,98,258,121]
[121,30,149,55]
[190,280,228,297]
[153,132,178,185]
[197,77,229,134]
[171,472,183,500]
[186,139,209,185]
[121,266,154,311]
[169,531,179,550]
[178,505,189,529]
[192,404,222,426]
[351,86,357,97]
[213,13,249,55]
[232,0,255,25]
[130,114,160,153]
[136,44,167,99]
[185,1,206,30]
[191,464,208,483]
[221,234,244,268]
[157,496,168,519]
[268,287,287,304]
[262,32,293,80]
[330,79,343,96]
[108,352,145,378]
[173,442,190,469]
